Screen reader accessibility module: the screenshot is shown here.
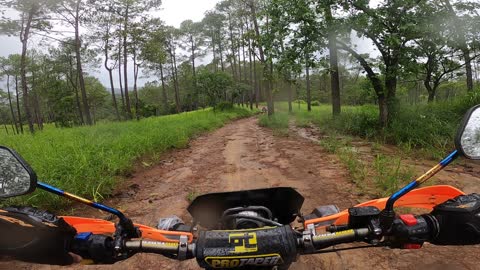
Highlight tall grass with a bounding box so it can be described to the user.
[258,111,290,136]
[1,107,253,209]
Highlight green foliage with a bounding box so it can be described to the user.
[293,99,306,104]
[215,101,233,111]
[1,107,253,209]
[196,70,233,107]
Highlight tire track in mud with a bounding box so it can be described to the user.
[2,117,478,270]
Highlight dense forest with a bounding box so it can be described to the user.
[0,0,479,134]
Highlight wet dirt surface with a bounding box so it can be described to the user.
[2,117,479,270]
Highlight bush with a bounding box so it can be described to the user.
[293,99,306,104]
[215,102,234,111]
[311,100,321,106]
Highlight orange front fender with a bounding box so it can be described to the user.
[61,216,193,243]
[304,185,464,228]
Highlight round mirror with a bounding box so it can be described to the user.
[0,147,37,199]
[456,105,480,160]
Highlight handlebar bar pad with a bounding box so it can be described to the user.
[195,226,297,269]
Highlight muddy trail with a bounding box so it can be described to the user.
[3,117,479,270]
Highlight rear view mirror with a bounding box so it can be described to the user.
[0,146,37,199]
[456,105,480,160]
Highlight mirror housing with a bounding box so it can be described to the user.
[455,105,480,160]
[0,146,37,199]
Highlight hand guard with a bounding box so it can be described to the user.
[0,206,77,265]
[430,193,480,245]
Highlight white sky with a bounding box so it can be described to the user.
[157,0,219,28]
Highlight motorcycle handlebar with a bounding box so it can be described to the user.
[124,240,182,254]
[73,214,438,265]
[119,227,373,261]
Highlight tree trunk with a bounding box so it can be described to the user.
[266,61,275,115]
[170,45,181,113]
[117,31,126,113]
[229,56,236,80]
[241,21,247,83]
[248,35,254,110]
[133,49,140,120]
[288,81,293,113]
[20,6,36,133]
[463,48,474,91]
[228,13,238,81]
[67,55,84,125]
[74,0,92,125]
[306,61,311,112]
[218,30,225,72]
[378,95,388,127]
[123,5,132,118]
[211,31,217,72]
[385,62,398,121]
[253,54,259,108]
[159,64,169,113]
[424,77,435,103]
[74,77,84,125]
[237,34,242,82]
[6,75,19,134]
[325,4,341,116]
[190,35,198,109]
[31,72,43,130]
[104,23,120,121]
[108,69,120,120]
[15,75,23,134]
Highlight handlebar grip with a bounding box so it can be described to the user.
[311,228,369,249]
[388,214,438,249]
[71,233,117,264]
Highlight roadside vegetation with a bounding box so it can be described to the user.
[1,107,253,209]
[258,91,479,197]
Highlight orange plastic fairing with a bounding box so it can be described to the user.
[61,216,193,243]
[304,185,464,229]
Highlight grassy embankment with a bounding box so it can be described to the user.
[259,93,480,196]
[1,107,254,209]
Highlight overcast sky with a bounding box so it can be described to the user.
[0,0,376,89]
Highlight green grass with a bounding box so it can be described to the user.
[258,111,290,136]
[1,107,253,209]
[372,154,415,197]
[319,136,367,185]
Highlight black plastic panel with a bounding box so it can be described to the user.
[187,187,304,229]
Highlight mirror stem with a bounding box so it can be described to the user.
[37,182,129,223]
[385,149,459,212]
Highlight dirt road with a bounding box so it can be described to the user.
[3,117,479,270]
